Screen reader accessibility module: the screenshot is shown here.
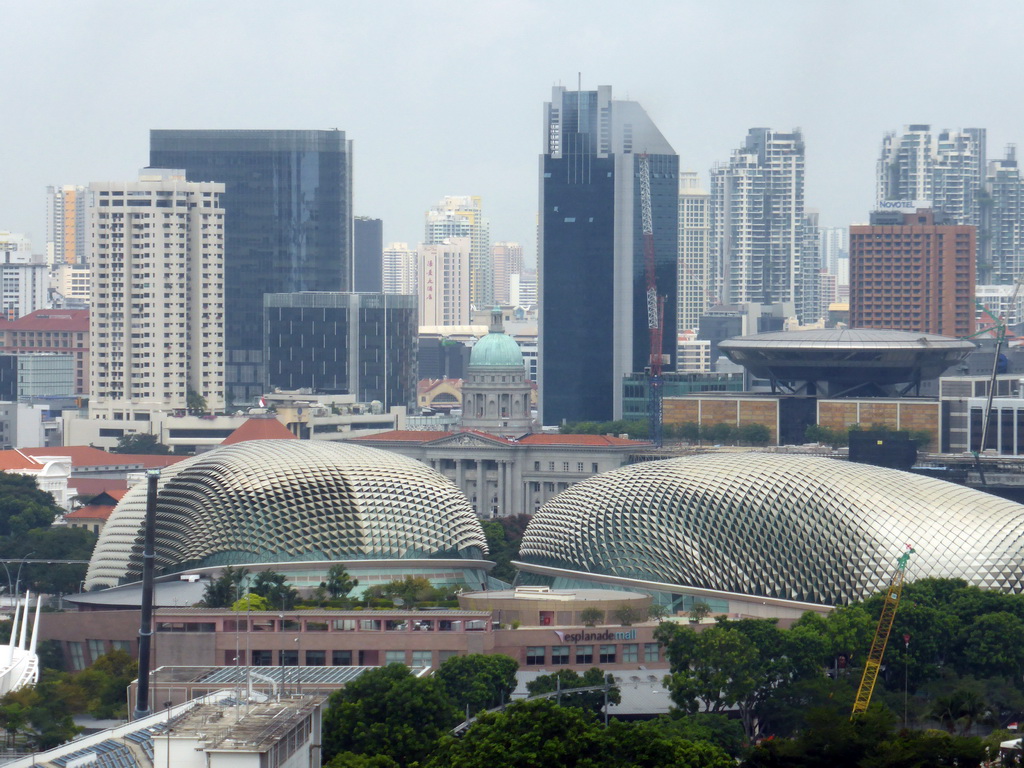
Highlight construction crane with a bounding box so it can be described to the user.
[851,548,914,718]
[974,275,1024,458]
[638,154,665,447]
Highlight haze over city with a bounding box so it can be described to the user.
[4,0,1023,262]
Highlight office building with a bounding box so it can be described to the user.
[820,226,848,276]
[849,208,975,336]
[710,128,807,320]
[0,309,89,394]
[418,237,471,326]
[382,242,418,295]
[425,196,491,309]
[88,170,225,419]
[150,129,353,404]
[540,84,679,424]
[264,292,417,410]
[354,216,383,292]
[49,263,90,308]
[983,145,1024,284]
[0,353,75,400]
[677,171,712,333]
[491,241,524,305]
[46,185,89,267]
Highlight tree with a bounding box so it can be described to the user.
[480,516,532,584]
[326,754,400,768]
[427,699,733,768]
[232,593,269,611]
[580,607,603,627]
[434,654,518,716]
[689,601,712,623]
[322,663,456,765]
[186,389,208,415]
[0,526,97,594]
[526,668,620,715]
[111,433,170,455]
[737,423,771,446]
[0,471,62,537]
[613,604,641,626]
[322,564,359,600]
[648,603,669,622]
[251,570,299,610]
[199,566,248,608]
[678,422,703,443]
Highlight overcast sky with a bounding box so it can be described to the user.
[3,1,1022,265]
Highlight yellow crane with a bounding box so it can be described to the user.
[851,548,914,718]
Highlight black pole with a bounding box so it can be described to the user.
[133,470,160,720]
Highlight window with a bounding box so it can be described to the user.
[87,639,106,662]
[385,650,406,665]
[548,462,555,471]
[599,645,617,664]
[305,650,326,666]
[69,642,85,670]
[332,650,353,666]
[333,619,357,631]
[577,462,584,472]
[534,461,540,471]
[551,645,569,665]
[622,644,639,663]
[111,640,131,653]
[576,645,594,665]
[644,643,660,663]
[385,619,408,631]
[411,651,432,667]
[592,463,599,473]
[280,650,298,666]
[526,646,546,665]
[359,619,382,631]
[438,650,459,664]
[251,650,273,666]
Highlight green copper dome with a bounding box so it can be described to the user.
[470,331,524,368]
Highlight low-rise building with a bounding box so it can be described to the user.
[0,308,89,394]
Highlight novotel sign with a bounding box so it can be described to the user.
[555,629,638,643]
[876,199,931,212]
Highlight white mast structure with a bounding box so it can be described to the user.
[0,592,42,694]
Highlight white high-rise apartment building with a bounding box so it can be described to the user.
[677,171,712,332]
[46,185,90,267]
[984,145,1024,284]
[711,128,806,320]
[491,242,524,305]
[418,237,470,326]
[819,226,848,277]
[382,242,418,295]
[509,269,537,308]
[50,263,91,308]
[424,196,491,309]
[877,125,987,272]
[88,170,225,419]
[0,232,47,320]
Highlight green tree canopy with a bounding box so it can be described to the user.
[434,654,518,717]
[0,471,61,537]
[322,663,456,765]
[110,433,171,455]
[250,570,298,610]
[322,564,359,599]
[199,565,248,608]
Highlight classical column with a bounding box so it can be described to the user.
[476,459,487,517]
[456,457,466,495]
[496,460,506,517]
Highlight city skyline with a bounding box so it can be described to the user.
[4,2,1024,267]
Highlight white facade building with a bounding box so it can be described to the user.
[88,170,225,420]
[382,241,418,295]
[418,237,471,327]
[711,129,806,321]
[976,284,1024,330]
[0,233,48,321]
[49,262,91,307]
[677,172,712,332]
[676,332,711,373]
[491,241,524,305]
[424,196,491,308]
[510,269,537,308]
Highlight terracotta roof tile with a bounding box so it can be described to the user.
[21,446,184,470]
[222,417,298,445]
[0,450,44,471]
[516,434,644,446]
[65,504,116,522]
[0,309,89,333]
[352,430,453,443]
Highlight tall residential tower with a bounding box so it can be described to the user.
[539,84,679,424]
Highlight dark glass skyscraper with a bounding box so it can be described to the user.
[150,130,353,404]
[539,86,679,425]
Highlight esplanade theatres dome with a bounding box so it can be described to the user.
[85,440,488,589]
[516,453,1024,607]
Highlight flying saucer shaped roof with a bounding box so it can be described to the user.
[517,453,1024,606]
[719,328,974,385]
[86,440,486,589]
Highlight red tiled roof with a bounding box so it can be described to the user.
[516,434,643,446]
[0,450,45,472]
[21,446,183,470]
[0,309,89,333]
[353,430,453,443]
[69,478,129,497]
[222,418,299,445]
[65,504,116,522]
